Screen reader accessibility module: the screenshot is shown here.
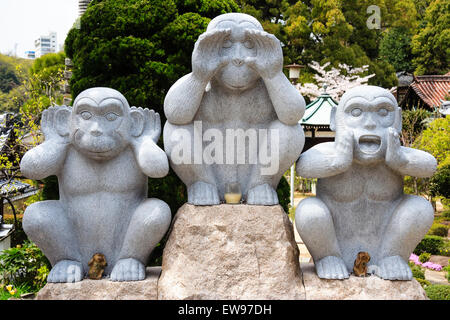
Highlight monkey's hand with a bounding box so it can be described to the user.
[41,106,71,144]
[385,128,408,171]
[141,108,161,144]
[130,108,169,178]
[192,28,232,83]
[20,106,71,180]
[333,129,354,170]
[244,29,283,80]
[297,130,353,178]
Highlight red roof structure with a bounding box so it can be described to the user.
[400,75,450,110]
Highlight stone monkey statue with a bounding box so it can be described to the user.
[163,13,305,205]
[295,86,436,280]
[20,87,171,282]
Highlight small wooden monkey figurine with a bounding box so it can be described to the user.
[353,252,371,277]
[88,253,107,280]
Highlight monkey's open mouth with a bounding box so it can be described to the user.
[358,135,381,154]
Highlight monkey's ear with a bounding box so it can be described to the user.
[130,107,145,137]
[394,106,402,133]
[88,257,94,267]
[329,106,337,132]
[55,106,72,137]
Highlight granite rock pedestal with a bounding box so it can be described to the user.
[157,204,305,300]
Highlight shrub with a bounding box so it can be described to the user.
[277,176,291,213]
[424,284,450,300]
[442,209,450,218]
[443,263,450,282]
[419,252,431,263]
[410,264,425,279]
[3,217,27,247]
[440,241,450,257]
[0,241,51,292]
[414,235,444,255]
[428,223,449,237]
[430,164,450,199]
[416,278,431,288]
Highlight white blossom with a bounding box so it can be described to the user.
[297,61,375,101]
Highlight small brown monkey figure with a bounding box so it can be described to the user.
[88,253,107,280]
[353,252,371,277]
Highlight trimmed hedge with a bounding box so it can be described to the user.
[414,235,445,255]
[428,223,449,237]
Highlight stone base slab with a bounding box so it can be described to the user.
[36,267,161,300]
[301,263,428,300]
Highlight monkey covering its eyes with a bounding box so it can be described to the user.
[163,13,305,206]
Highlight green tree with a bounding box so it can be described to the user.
[0,54,33,113]
[430,164,450,199]
[380,27,415,72]
[412,0,450,75]
[407,115,450,200]
[242,0,401,88]
[413,0,432,21]
[414,116,450,168]
[26,52,66,105]
[0,60,19,93]
[400,108,431,147]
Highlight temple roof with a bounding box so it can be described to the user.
[300,93,338,128]
[401,75,450,110]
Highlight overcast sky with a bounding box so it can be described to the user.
[0,0,79,58]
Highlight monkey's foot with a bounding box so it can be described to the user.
[315,256,350,280]
[376,255,412,280]
[47,260,83,283]
[110,258,146,282]
[247,183,278,205]
[188,181,220,205]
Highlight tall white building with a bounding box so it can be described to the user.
[24,51,36,59]
[79,0,92,16]
[35,32,57,58]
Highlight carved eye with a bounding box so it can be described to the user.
[243,39,254,49]
[80,111,92,120]
[222,38,232,48]
[378,108,388,116]
[105,112,118,121]
[351,108,362,117]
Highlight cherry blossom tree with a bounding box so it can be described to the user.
[297,61,375,101]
